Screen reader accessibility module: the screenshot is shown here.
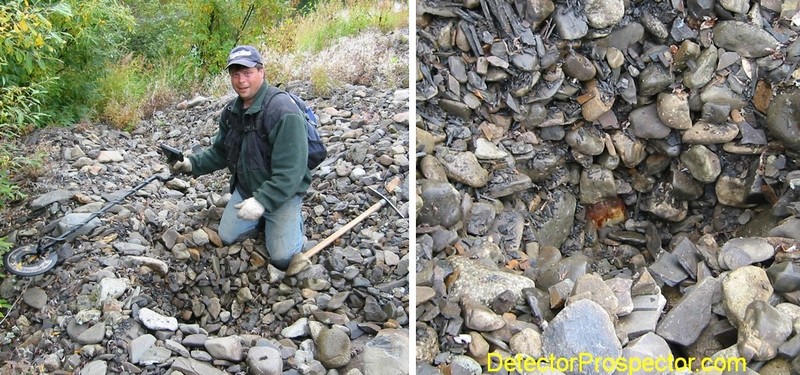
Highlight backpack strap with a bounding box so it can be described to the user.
[252,86,287,139]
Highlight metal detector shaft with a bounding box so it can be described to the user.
[34,173,173,254]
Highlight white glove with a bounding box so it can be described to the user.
[235,197,265,220]
[171,159,192,174]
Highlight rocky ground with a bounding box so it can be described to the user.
[416,0,800,374]
[0,80,410,375]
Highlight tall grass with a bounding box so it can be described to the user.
[291,0,407,52]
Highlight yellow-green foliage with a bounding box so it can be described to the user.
[309,65,333,97]
[271,0,408,53]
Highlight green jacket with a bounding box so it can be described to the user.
[188,83,311,213]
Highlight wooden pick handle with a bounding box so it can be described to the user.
[303,199,387,259]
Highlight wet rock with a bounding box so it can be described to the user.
[418,180,462,228]
[563,51,596,81]
[543,300,621,375]
[552,6,588,40]
[713,21,780,58]
[684,45,718,89]
[641,182,688,222]
[579,165,617,204]
[631,104,671,139]
[657,92,692,130]
[682,121,739,144]
[765,88,800,152]
[638,65,673,98]
[530,188,576,249]
[565,125,605,156]
[680,144,721,183]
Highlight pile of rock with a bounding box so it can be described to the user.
[416,0,800,373]
[0,81,411,374]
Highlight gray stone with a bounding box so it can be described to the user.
[565,125,605,156]
[570,273,619,318]
[30,189,74,209]
[247,346,283,375]
[684,45,718,89]
[446,255,536,305]
[738,300,793,361]
[579,165,617,204]
[437,150,489,188]
[204,336,243,362]
[76,322,106,345]
[552,5,587,40]
[618,308,663,340]
[530,188,576,249]
[169,357,226,375]
[611,131,647,168]
[22,287,47,309]
[605,277,633,316]
[680,144,721,183]
[418,180,462,228]
[165,339,190,357]
[767,262,800,293]
[138,346,172,365]
[361,329,409,375]
[638,65,673,97]
[473,138,508,160]
[538,254,591,290]
[657,92,692,130]
[713,21,779,58]
[129,334,157,364]
[78,360,107,375]
[682,121,739,144]
[316,327,351,368]
[766,89,800,152]
[719,238,775,270]
[138,307,178,331]
[649,252,690,286]
[722,266,773,328]
[97,277,130,303]
[583,0,624,28]
[543,300,621,375]
[112,242,146,256]
[656,277,720,346]
[631,104,671,139]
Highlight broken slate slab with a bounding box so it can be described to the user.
[672,237,702,279]
[648,251,690,286]
[30,189,75,210]
[656,276,720,346]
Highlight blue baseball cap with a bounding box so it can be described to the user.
[226,45,263,69]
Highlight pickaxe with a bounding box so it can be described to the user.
[285,186,404,276]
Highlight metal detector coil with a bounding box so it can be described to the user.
[3,173,174,277]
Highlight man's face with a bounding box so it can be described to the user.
[229,65,264,103]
